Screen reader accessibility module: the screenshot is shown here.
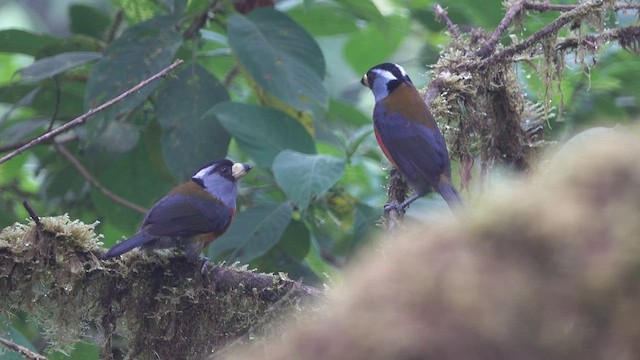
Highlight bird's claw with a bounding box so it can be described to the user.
[383,203,405,213]
[200,257,211,274]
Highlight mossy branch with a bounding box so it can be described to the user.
[0,215,321,358]
[427,0,639,186]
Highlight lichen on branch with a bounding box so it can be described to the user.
[0,215,321,358]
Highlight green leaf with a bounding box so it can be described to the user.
[35,35,104,59]
[90,120,141,155]
[327,100,371,126]
[347,202,381,257]
[38,162,78,204]
[92,135,173,234]
[227,8,328,118]
[250,244,320,284]
[335,0,386,27]
[287,4,358,36]
[344,14,410,74]
[18,52,101,83]
[209,202,293,263]
[279,219,311,260]
[0,82,85,123]
[156,64,230,181]
[0,118,49,147]
[0,86,41,125]
[304,235,339,280]
[83,15,182,152]
[0,29,57,56]
[272,150,345,210]
[200,30,228,45]
[47,341,99,360]
[69,4,111,39]
[111,0,162,22]
[0,316,38,360]
[212,102,316,167]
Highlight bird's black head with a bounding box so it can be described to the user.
[361,63,413,101]
[191,159,252,188]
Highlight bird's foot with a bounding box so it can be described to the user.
[200,257,212,274]
[383,202,406,213]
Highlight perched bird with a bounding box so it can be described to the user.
[102,159,252,262]
[361,62,463,212]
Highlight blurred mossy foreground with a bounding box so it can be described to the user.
[1,127,640,359]
[0,216,308,358]
[226,128,640,360]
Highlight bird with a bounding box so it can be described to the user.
[360,62,463,212]
[102,159,252,262]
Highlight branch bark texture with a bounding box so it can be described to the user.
[0,215,321,358]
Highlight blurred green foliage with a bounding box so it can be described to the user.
[0,0,638,357]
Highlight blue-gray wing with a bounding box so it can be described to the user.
[374,108,450,186]
[141,194,233,237]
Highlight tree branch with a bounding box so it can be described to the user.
[434,4,460,38]
[477,0,525,58]
[483,0,632,66]
[0,215,322,358]
[53,142,148,215]
[0,59,185,166]
[523,0,639,13]
[223,65,241,88]
[182,0,222,39]
[382,169,408,238]
[22,200,43,230]
[0,337,47,360]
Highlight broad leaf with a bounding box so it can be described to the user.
[92,135,173,233]
[83,15,182,152]
[0,29,57,56]
[278,219,311,260]
[227,8,327,119]
[272,150,345,210]
[288,4,358,36]
[212,102,316,167]
[18,52,102,83]
[35,35,104,59]
[209,202,293,263]
[0,118,49,147]
[69,4,111,39]
[335,0,385,25]
[111,0,162,22]
[344,14,409,74]
[156,64,230,180]
[0,86,41,125]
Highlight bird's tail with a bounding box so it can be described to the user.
[437,181,466,214]
[102,233,154,259]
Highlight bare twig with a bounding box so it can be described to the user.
[483,0,604,66]
[23,200,43,230]
[523,1,576,12]
[477,0,525,58]
[223,65,240,88]
[0,133,76,154]
[0,59,184,165]
[523,1,639,12]
[54,143,147,215]
[105,10,124,43]
[434,4,460,38]
[554,25,640,54]
[182,0,221,39]
[47,76,62,132]
[0,337,47,360]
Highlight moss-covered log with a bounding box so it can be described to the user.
[0,217,321,359]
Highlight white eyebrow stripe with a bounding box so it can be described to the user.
[194,166,212,179]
